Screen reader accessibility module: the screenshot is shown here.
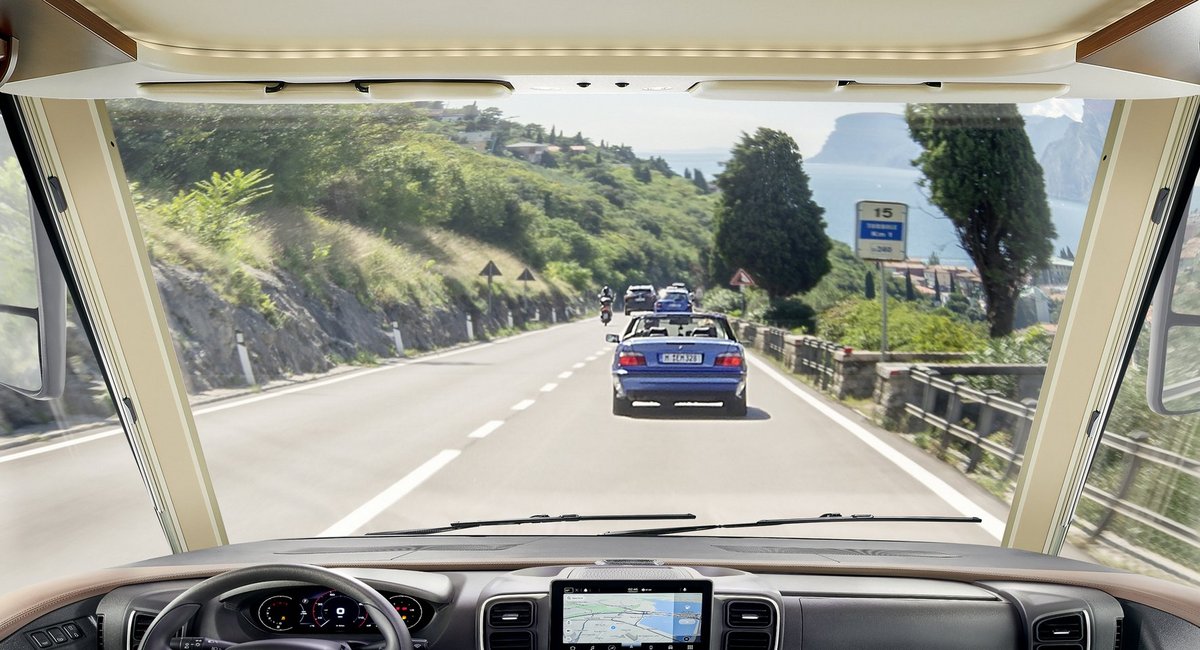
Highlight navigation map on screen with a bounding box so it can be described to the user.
[561,592,703,645]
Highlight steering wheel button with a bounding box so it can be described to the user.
[63,625,83,640]
[46,629,68,644]
[29,632,52,648]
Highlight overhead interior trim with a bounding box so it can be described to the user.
[41,0,136,58]
[689,80,1069,103]
[137,81,512,104]
[1077,0,1198,60]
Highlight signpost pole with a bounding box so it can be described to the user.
[487,274,494,318]
[878,262,888,358]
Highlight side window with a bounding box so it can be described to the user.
[0,98,169,590]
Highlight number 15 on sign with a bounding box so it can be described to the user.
[855,200,908,262]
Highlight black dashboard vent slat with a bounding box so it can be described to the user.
[1114,617,1124,649]
[1035,612,1085,643]
[724,631,771,650]
[726,601,772,628]
[488,631,534,650]
[95,615,104,650]
[488,601,534,628]
[128,613,153,650]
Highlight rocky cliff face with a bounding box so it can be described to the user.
[1039,100,1114,202]
[810,113,921,168]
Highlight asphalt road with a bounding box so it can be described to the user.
[1,316,1011,591]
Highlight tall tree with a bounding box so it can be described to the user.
[714,128,831,300]
[684,168,693,180]
[933,272,942,304]
[864,270,876,300]
[906,103,1055,337]
[692,169,710,193]
[905,269,916,301]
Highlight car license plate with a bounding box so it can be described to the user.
[660,353,702,364]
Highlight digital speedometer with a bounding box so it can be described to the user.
[388,595,425,629]
[311,591,367,629]
[257,595,299,631]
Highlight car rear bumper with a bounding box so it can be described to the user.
[614,373,745,400]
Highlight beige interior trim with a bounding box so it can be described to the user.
[1077,0,1198,60]
[18,97,228,553]
[3,559,1199,639]
[1004,96,1199,553]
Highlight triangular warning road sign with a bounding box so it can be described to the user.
[517,268,536,282]
[479,260,502,277]
[729,268,755,287]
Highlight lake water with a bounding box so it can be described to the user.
[649,152,1089,267]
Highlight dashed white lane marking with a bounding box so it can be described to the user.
[540,383,558,392]
[558,371,573,380]
[511,399,536,411]
[585,355,599,362]
[320,449,461,536]
[748,355,1005,540]
[468,420,505,439]
[573,362,586,369]
[0,323,574,464]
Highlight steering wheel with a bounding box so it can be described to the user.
[139,564,413,650]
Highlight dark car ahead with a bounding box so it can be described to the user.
[623,284,657,314]
[606,312,747,416]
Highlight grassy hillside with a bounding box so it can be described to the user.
[109,100,716,302]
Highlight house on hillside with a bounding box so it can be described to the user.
[1034,256,1074,287]
[505,141,548,163]
[457,130,494,153]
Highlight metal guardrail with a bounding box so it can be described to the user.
[794,337,840,391]
[906,368,1199,579]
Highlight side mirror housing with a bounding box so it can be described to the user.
[605,333,620,343]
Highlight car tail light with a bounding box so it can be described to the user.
[618,351,647,367]
[715,352,743,367]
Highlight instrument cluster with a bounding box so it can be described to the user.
[249,587,432,634]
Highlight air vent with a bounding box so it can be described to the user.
[95,615,104,650]
[128,613,183,650]
[488,601,534,627]
[1113,617,1123,650]
[1035,612,1085,644]
[488,631,533,650]
[128,613,153,650]
[726,601,772,628]
[724,631,771,650]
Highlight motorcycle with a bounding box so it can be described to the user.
[599,296,613,325]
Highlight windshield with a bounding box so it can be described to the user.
[18,94,1197,589]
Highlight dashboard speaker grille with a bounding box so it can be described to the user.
[726,601,772,628]
[1035,612,1085,644]
[1114,617,1123,649]
[488,631,534,650]
[488,601,534,627]
[95,615,104,650]
[724,631,771,650]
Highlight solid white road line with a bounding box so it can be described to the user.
[540,383,558,392]
[511,399,536,411]
[558,371,573,380]
[319,449,460,536]
[748,355,1006,540]
[572,362,585,369]
[468,420,505,439]
[0,322,579,464]
[0,428,123,464]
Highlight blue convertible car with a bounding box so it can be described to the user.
[606,312,748,416]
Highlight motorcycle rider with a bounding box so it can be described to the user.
[599,285,614,301]
[598,285,614,325]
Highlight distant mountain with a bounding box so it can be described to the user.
[1038,100,1114,202]
[809,113,921,168]
[809,103,1114,204]
[1024,114,1075,159]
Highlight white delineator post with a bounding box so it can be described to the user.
[507,311,514,329]
[235,329,256,386]
[390,320,405,356]
[466,314,474,340]
[551,308,557,324]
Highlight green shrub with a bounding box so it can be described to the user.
[818,298,985,352]
[764,298,816,332]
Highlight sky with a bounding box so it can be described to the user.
[457,96,1085,159]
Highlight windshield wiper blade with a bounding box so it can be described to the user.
[603,513,982,536]
[366,512,696,536]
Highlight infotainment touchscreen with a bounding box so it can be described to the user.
[550,580,712,650]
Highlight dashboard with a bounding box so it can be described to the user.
[3,536,1200,650]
